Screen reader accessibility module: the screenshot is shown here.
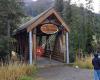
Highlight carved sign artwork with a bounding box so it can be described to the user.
[41,24,58,34]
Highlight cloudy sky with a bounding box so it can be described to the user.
[71,0,100,13]
[93,0,100,13]
[32,0,100,13]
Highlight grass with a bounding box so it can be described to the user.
[0,63,37,80]
[19,76,33,80]
[74,56,93,69]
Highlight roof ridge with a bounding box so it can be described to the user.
[16,7,54,31]
[13,7,69,35]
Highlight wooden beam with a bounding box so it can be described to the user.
[27,10,53,32]
[27,8,70,32]
[53,10,70,32]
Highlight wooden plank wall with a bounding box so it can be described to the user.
[44,34,64,62]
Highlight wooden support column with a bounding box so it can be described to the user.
[63,33,66,63]
[66,32,69,64]
[29,31,33,64]
[33,29,36,64]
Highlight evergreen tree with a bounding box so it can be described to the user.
[54,0,64,15]
[63,0,72,25]
[0,0,25,59]
[62,0,95,61]
[85,0,94,54]
[0,0,25,37]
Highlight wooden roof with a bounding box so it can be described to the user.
[14,8,70,34]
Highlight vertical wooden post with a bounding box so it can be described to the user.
[29,31,33,64]
[63,34,66,62]
[33,29,37,64]
[66,32,69,64]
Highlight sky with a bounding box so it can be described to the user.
[93,0,100,13]
[71,0,100,13]
[32,0,37,1]
[32,0,100,13]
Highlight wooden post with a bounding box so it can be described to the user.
[66,32,69,64]
[29,31,33,64]
[63,34,66,63]
[33,29,37,64]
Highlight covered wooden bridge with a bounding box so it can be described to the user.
[13,8,70,64]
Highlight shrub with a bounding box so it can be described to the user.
[0,64,36,80]
[19,76,33,80]
[74,56,93,69]
[0,36,9,57]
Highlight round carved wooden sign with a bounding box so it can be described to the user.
[41,24,58,34]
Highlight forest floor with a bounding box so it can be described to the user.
[35,66,93,80]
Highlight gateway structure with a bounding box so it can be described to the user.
[13,8,70,64]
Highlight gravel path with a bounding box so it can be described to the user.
[35,66,93,80]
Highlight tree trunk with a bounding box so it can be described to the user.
[7,20,11,37]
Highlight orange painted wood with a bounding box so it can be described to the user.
[41,24,58,34]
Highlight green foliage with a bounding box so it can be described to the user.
[54,0,64,15]
[54,0,96,62]
[0,0,25,36]
[74,56,93,69]
[63,1,72,25]
[0,36,9,57]
[0,0,25,59]
[0,36,17,58]
[19,76,33,80]
[20,16,33,26]
[85,28,94,53]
